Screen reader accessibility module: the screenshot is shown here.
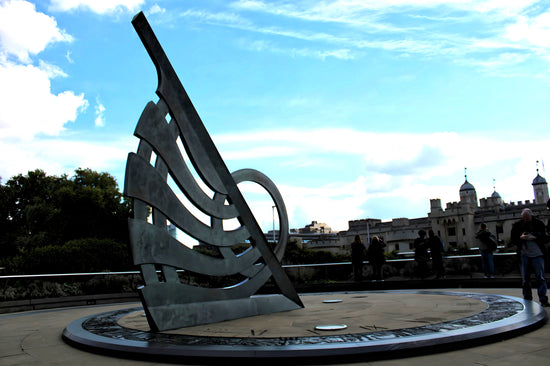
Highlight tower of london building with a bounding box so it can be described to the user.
[308,169,550,254]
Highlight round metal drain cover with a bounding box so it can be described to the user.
[315,324,348,331]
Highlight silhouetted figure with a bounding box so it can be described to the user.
[351,235,366,281]
[414,230,430,279]
[475,223,496,278]
[428,230,445,279]
[368,236,386,281]
[511,208,549,307]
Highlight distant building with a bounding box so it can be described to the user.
[290,221,333,234]
[288,221,340,254]
[428,169,549,251]
[343,217,430,253]
[301,169,550,255]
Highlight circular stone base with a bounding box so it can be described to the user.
[63,290,547,361]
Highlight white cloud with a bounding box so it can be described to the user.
[0,62,88,140]
[223,1,550,73]
[228,0,497,31]
[279,177,370,231]
[0,0,72,63]
[241,39,355,60]
[5,127,535,233]
[0,137,133,187]
[213,128,550,230]
[38,59,67,78]
[0,1,88,141]
[181,8,251,27]
[232,0,539,20]
[65,50,73,63]
[94,98,106,127]
[49,0,145,14]
[473,0,539,16]
[147,4,166,15]
[505,13,550,49]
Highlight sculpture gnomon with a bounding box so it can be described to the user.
[124,12,303,332]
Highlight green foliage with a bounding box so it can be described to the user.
[0,169,132,274]
[231,243,252,255]
[0,280,83,301]
[384,249,399,260]
[0,275,140,301]
[6,238,132,274]
[192,245,223,258]
[282,240,348,265]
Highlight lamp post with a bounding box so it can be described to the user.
[272,205,276,243]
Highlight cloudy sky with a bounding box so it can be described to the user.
[2,0,550,233]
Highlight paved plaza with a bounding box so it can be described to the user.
[1,288,549,365]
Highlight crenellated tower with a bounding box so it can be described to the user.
[459,168,478,207]
[532,161,549,205]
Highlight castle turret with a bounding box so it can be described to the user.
[490,178,503,206]
[459,169,478,207]
[532,164,548,204]
[430,198,442,212]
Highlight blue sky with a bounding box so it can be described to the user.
[2,0,550,232]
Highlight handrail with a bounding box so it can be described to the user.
[0,271,142,279]
[0,252,516,279]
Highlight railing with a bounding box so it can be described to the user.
[0,252,521,313]
[0,252,517,280]
[0,271,142,280]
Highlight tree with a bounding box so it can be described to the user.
[0,170,63,254]
[55,168,131,244]
[0,169,132,273]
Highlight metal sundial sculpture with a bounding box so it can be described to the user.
[124,12,303,332]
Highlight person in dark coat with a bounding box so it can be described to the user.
[351,235,366,281]
[511,208,549,307]
[414,230,430,279]
[428,230,445,279]
[367,236,386,281]
[475,223,496,278]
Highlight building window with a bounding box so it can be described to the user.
[462,228,466,235]
[447,227,456,236]
[497,225,503,234]
[395,243,400,251]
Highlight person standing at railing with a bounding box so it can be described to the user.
[428,230,445,279]
[511,208,549,307]
[351,235,366,282]
[414,230,430,279]
[367,236,386,281]
[475,223,496,279]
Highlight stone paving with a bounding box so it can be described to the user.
[1,288,549,365]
